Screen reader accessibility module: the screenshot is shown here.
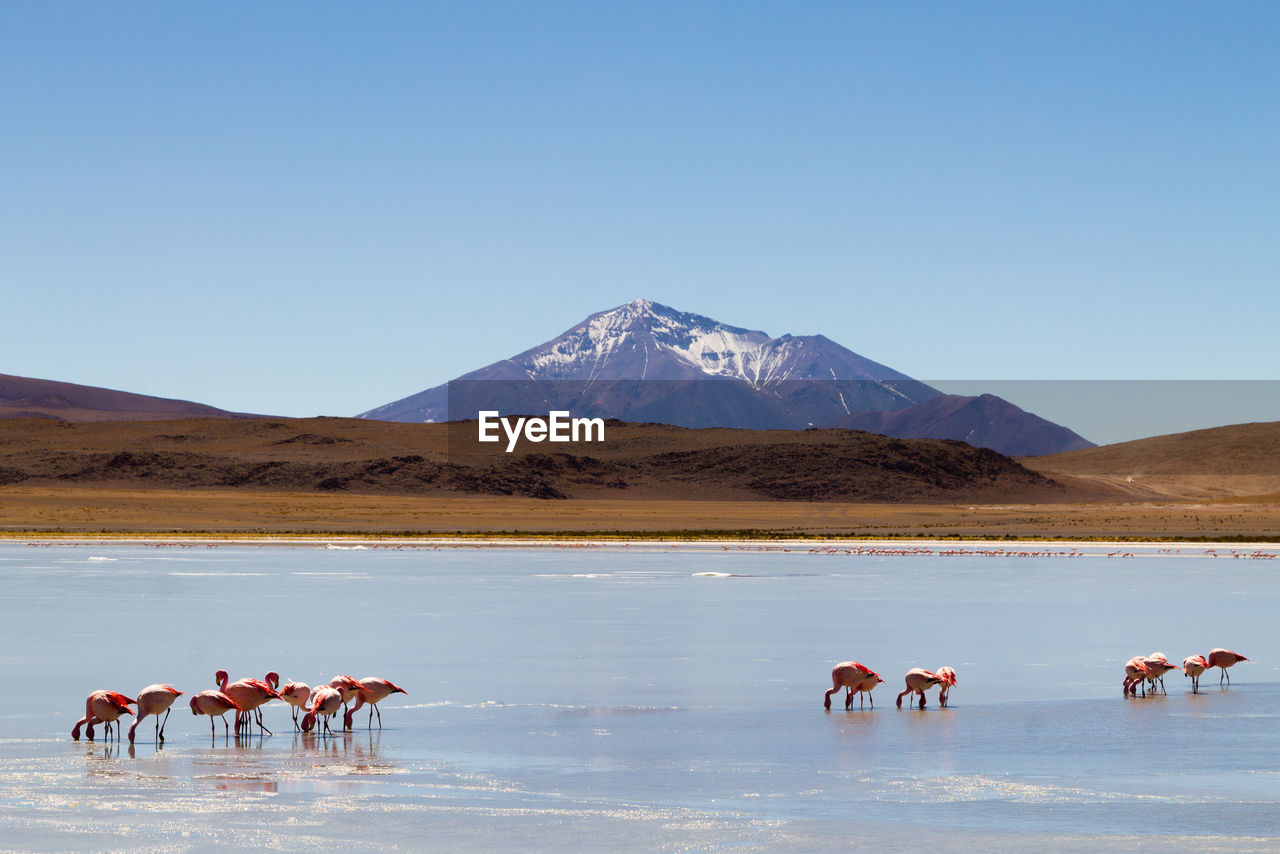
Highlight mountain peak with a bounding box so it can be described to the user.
[358,300,939,425]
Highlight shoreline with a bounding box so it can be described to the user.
[3,531,1279,552]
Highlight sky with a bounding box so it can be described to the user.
[3,2,1277,443]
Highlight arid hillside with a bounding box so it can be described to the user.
[0,416,1071,503]
[1022,421,1280,501]
[3,418,1280,537]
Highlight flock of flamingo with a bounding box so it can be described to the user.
[66,650,1253,742]
[824,648,1250,711]
[70,671,407,742]
[1123,649,1249,696]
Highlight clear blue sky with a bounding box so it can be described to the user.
[4,2,1277,442]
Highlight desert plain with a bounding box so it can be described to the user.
[0,416,1277,540]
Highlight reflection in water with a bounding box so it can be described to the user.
[83,741,120,763]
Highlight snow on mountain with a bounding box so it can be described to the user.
[514,299,918,389]
[358,299,941,427]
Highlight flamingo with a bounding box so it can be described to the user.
[848,670,885,710]
[71,691,135,741]
[329,675,362,728]
[128,684,184,743]
[823,661,883,710]
[344,677,408,729]
[189,690,242,736]
[1124,657,1153,697]
[277,680,312,731]
[1141,653,1178,695]
[896,668,944,709]
[215,670,282,735]
[1183,655,1208,693]
[1207,648,1249,685]
[935,666,957,707]
[301,686,344,736]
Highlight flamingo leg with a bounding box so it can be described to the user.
[159,707,171,741]
[917,691,926,710]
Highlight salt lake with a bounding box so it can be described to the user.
[1,540,1278,851]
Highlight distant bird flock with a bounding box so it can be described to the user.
[825,649,1249,711]
[71,671,406,742]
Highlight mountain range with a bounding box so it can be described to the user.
[359,299,1093,455]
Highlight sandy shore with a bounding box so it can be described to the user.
[2,484,1278,541]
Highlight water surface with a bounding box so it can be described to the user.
[2,541,1278,851]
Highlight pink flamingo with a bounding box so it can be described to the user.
[344,677,408,729]
[1207,648,1249,685]
[301,686,344,736]
[71,691,135,741]
[277,680,312,731]
[215,670,282,735]
[1124,657,1153,697]
[329,675,362,728]
[823,661,884,710]
[935,666,957,707]
[1141,653,1178,695]
[189,690,242,736]
[1183,655,1208,693]
[128,684,184,743]
[896,668,944,709]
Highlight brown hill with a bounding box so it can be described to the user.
[0,373,260,422]
[0,416,1069,504]
[1021,421,1280,501]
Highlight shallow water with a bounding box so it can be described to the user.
[2,541,1279,851]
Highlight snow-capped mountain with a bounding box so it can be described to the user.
[515,299,917,388]
[358,299,942,428]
